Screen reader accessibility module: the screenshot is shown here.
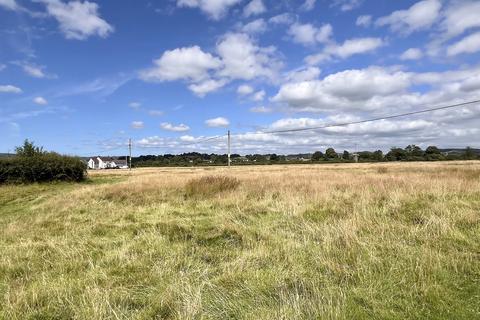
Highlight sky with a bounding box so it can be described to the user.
[1,0,480,156]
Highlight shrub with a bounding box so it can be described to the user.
[0,140,87,183]
[185,175,240,197]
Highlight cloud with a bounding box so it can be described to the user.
[0,85,22,93]
[216,32,281,81]
[356,15,371,27]
[400,48,423,60]
[242,18,267,34]
[285,67,321,82]
[237,84,254,95]
[376,0,441,35]
[447,31,480,56]
[332,0,363,12]
[251,90,265,101]
[287,22,333,46]
[188,78,227,97]
[131,121,144,129]
[129,102,141,109]
[300,0,316,11]
[0,64,5,71]
[250,105,272,113]
[205,117,230,127]
[273,65,480,116]
[33,96,48,105]
[37,0,114,40]
[269,13,294,25]
[148,110,164,116]
[439,1,480,41]
[273,66,413,112]
[141,33,281,97]
[306,37,384,64]
[160,122,190,132]
[177,0,242,20]
[243,0,265,17]
[0,0,18,10]
[140,46,221,82]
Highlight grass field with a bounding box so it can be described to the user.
[1,162,479,319]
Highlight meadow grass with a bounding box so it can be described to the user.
[0,162,479,319]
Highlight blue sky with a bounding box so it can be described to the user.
[1,0,480,156]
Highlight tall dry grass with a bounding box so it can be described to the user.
[0,162,479,319]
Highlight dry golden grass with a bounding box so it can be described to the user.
[1,161,479,319]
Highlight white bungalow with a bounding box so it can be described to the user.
[87,157,128,170]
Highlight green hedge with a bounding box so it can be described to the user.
[0,153,87,183]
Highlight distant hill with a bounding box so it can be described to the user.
[0,153,14,158]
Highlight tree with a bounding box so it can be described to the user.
[269,154,279,162]
[342,150,350,160]
[464,147,476,160]
[325,148,337,160]
[15,139,44,157]
[311,151,324,161]
[405,145,424,160]
[425,146,440,155]
[372,150,384,161]
[386,147,406,161]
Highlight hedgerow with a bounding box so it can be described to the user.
[0,140,87,183]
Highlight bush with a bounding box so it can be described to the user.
[0,152,87,183]
[185,175,240,197]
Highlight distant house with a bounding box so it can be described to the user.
[87,157,128,170]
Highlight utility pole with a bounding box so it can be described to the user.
[128,138,132,170]
[227,130,231,167]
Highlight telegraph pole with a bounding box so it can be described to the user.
[128,138,132,170]
[227,130,231,167]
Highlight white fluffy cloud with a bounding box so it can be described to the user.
[188,78,227,97]
[140,46,221,82]
[141,33,279,96]
[251,90,265,101]
[243,0,265,17]
[400,48,423,60]
[242,18,267,34]
[273,65,480,116]
[177,0,242,20]
[287,22,333,46]
[33,96,48,105]
[38,0,113,40]
[237,84,254,95]
[205,117,230,127]
[0,85,22,93]
[216,33,280,81]
[131,121,144,129]
[447,32,480,56]
[160,122,190,132]
[376,0,441,34]
[439,1,480,41]
[306,37,384,64]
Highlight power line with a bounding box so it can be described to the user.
[233,99,480,136]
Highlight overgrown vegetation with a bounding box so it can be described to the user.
[185,175,240,197]
[0,140,87,183]
[1,162,479,319]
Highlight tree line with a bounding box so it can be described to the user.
[131,145,479,167]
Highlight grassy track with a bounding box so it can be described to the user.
[1,162,479,319]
